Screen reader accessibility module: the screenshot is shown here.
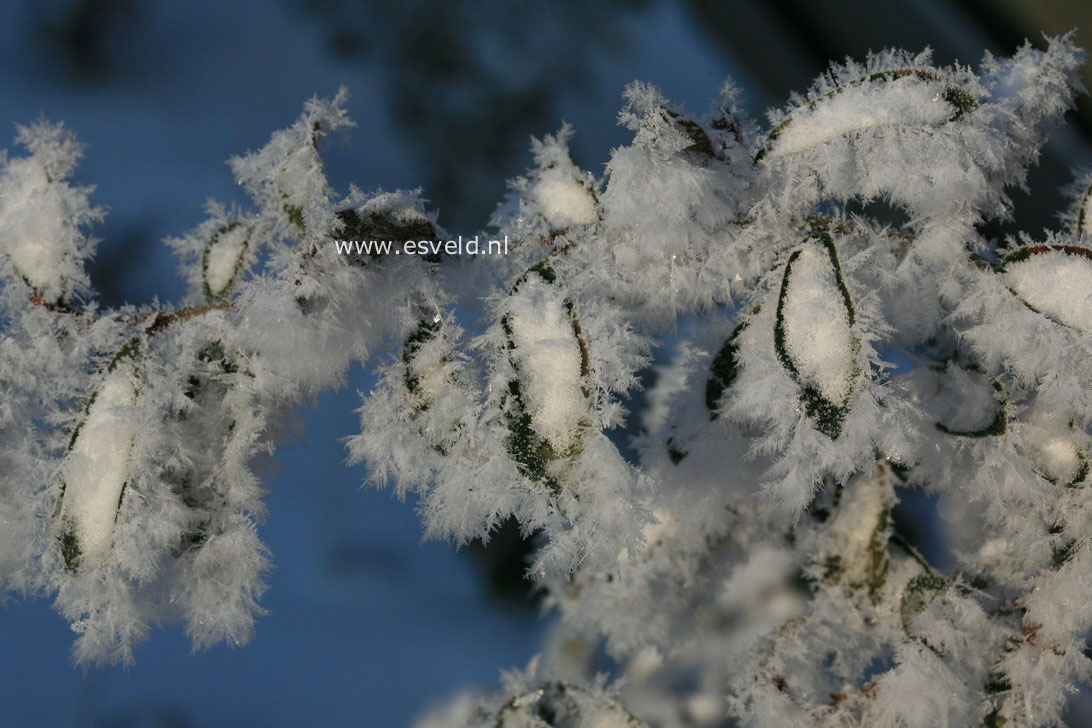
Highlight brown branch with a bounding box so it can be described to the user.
[131,302,232,336]
[29,292,75,313]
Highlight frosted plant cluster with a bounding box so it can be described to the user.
[1,35,1091,727]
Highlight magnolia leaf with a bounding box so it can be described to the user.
[532,168,598,229]
[501,263,591,490]
[1002,245,1092,331]
[774,234,858,439]
[400,309,464,455]
[705,319,747,420]
[55,338,142,573]
[202,222,252,300]
[936,379,1007,438]
[174,339,243,553]
[1074,175,1092,236]
[899,573,947,635]
[1021,406,1089,486]
[756,69,976,163]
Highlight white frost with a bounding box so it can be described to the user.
[0,158,67,291]
[507,276,587,454]
[781,246,855,404]
[203,224,250,296]
[1005,249,1092,331]
[766,80,954,160]
[1024,405,1084,483]
[3,39,1091,724]
[533,171,597,228]
[58,364,140,568]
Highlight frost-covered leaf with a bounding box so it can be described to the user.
[591,81,755,328]
[756,67,976,163]
[55,338,143,573]
[705,317,747,419]
[0,120,102,304]
[1019,403,1089,485]
[1002,244,1092,331]
[4,35,1092,728]
[202,222,253,299]
[774,234,858,439]
[229,87,353,238]
[478,662,646,728]
[501,263,591,478]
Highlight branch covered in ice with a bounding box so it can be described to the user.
[1,35,1091,728]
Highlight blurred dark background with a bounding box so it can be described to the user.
[2,1,1091,726]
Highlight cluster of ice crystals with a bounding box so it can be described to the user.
[1004,248,1092,331]
[0,120,102,303]
[2,33,1092,728]
[56,360,141,570]
[504,275,588,454]
[778,245,856,404]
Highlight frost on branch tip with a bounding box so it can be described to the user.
[229,86,354,239]
[491,123,600,237]
[0,90,405,665]
[0,120,102,305]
